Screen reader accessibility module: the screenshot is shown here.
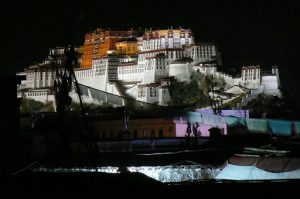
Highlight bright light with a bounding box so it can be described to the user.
[33,165,220,183]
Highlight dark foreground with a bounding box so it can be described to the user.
[2,134,300,198]
[2,171,300,199]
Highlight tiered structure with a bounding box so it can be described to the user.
[81,29,136,68]
[241,65,280,92]
[17,27,281,107]
[115,39,138,55]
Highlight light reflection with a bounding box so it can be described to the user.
[33,165,220,182]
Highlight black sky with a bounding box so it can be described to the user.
[1,0,300,107]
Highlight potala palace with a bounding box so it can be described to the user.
[17,28,281,108]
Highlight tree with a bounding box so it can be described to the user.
[168,72,211,108]
[20,99,45,113]
[245,94,292,118]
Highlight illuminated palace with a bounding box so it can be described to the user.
[81,29,137,68]
[17,27,281,106]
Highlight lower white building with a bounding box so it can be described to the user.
[240,65,261,89]
[24,89,55,104]
[184,43,222,66]
[169,60,193,82]
[239,65,281,96]
[117,61,143,82]
[142,55,168,84]
[137,81,171,106]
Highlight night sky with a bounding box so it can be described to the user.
[1,0,300,107]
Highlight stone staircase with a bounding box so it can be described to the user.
[113,80,135,106]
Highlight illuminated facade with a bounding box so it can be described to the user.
[239,65,281,96]
[18,27,281,108]
[81,29,136,68]
[93,118,176,139]
[115,40,138,55]
[184,43,222,66]
[241,65,261,89]
[81,32,95,68]
[141,29,193,51]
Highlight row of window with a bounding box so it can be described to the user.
[145,65,167,71]
[93,60,107,65]
[139,52,163,60]
[117,46,137,51]
[198,53,212,58]
[27,92,47,96]
[27,72,54,80]
[118,65,142,70]
[75,70,95,78]
[138,51,183,62]
[118,68,144,74]
[169,51,183,59]
[142,38,190,50]
[156,65,166,70]
[242,75,259,81]
[242,70,260,81]
[194,48,215,57]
